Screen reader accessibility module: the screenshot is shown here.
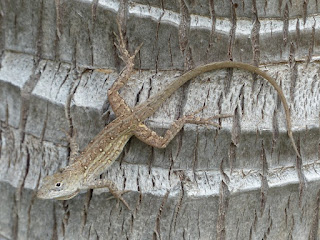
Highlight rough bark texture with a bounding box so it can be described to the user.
[0,0,320,239]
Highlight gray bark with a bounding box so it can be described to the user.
[0,0,319,239]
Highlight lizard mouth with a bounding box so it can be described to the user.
[55,190,80,200]
[37,189,80,200]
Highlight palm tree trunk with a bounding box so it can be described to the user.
[0,0,319,239]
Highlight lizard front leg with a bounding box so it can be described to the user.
[85,179,132,211]
[60,128,80,164]
[133,110,232,148]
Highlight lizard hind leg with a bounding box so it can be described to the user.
[133,108,233,149]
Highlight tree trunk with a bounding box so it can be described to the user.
[0,0,319,239]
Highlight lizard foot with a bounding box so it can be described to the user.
[184,106,233,128]
[106,189,132,211]
[114,20,143,66]
[90,179,133,212]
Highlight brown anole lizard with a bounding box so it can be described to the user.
[37,23,300,210]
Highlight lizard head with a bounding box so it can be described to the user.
[37,167,82,200]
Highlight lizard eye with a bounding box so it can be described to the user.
[56,182,62,187]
